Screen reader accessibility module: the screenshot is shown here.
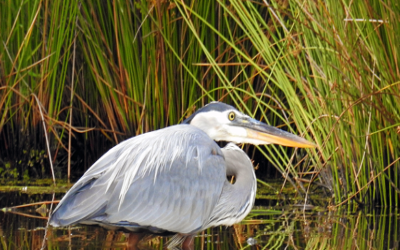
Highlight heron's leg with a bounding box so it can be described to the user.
[127,232,145,249]
[182,235,194,250]
[166,234,195,250]
[166,233,186,249]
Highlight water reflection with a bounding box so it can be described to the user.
[0,191,399,249]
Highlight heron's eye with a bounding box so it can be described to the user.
[228,112,235,121]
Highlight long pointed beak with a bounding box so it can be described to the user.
[241,118,316,148]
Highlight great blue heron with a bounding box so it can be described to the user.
[49,102,315,248]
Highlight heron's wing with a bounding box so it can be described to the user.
[50,125,226,234]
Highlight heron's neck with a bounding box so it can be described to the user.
[225,157,256,209]
[227,164,255,191]
[206,144,256,227]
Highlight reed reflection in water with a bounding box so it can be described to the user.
[0,194,398,250]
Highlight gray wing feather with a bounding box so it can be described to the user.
[50,125,226,234]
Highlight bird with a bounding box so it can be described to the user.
[49,102,315,248]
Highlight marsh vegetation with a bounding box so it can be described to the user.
[0,0,399,248]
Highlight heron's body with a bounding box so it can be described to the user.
[51,125,254,234]
[50,102,314,247]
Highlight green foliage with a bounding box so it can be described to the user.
[0,0,399,206]
[0,162,19,179]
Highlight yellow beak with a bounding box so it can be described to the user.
[239,117,316,148]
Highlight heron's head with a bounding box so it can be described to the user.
[183,102,315,148]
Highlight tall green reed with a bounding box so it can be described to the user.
[0,0,398,206]
[167,0,400,205]
[1,0,78,179]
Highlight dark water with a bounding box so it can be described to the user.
[0,190,399,250]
